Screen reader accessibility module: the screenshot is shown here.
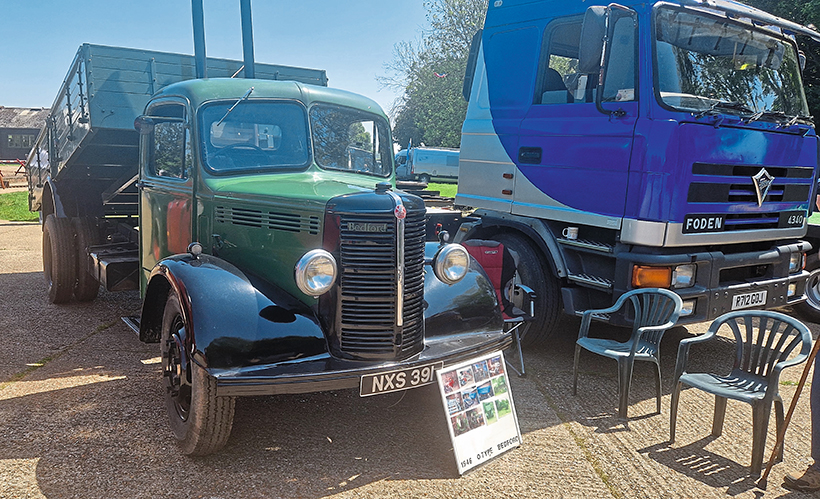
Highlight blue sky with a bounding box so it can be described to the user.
[0,0,428,116]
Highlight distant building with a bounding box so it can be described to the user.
[0,107,48,161]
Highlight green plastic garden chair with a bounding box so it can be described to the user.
[573,288,683,419]
[669,310,812,476]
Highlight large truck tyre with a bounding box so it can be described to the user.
[72,217,101,302]
[161,293,235,455]
[495,232,561,346]
[794,252,820,323]
[43,214,77,304]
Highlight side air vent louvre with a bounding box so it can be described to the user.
[216,206,320,234]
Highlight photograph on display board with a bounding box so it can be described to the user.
[472,360,490,383]
[483,401,497,424]
[441,370,459,394]
[491,375,508,395]
[446,392,463,415]
[467,407,485,430]
[458,367,474,387]
[436,351,522,475]
[495,396,512,418]
[476,381,494,401]
[452,413,470,436]
[488,355,504,377]
[461,388,479,410]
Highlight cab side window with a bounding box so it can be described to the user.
[148,103,191,180]
[535,15,636,105]
[535,20,586,105]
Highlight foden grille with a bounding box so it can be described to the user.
[337,209,426,359]
[687,162,812,231]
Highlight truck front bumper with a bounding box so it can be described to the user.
[614,240,811,325]
[212,331,511,397]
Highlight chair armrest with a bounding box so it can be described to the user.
[673,329,719,382]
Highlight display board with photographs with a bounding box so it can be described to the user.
[437,351,522,474]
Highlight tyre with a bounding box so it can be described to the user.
[72,217,100,302]
[418,174,431,185]
[495,232,561,346]
[794,253,820,323]
[43,214,77,304]
[161,293,235,455]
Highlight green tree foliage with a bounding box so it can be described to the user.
[739,0,820,118]
[381,0,486,148]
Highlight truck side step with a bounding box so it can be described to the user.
[557,238,613,253]
[121,316,141,334]
[567,273,613,290]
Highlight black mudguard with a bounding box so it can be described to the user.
[140,245,503,374]
[141,254,328,370]
[423,242,504,336]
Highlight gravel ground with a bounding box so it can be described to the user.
[1,220,818,498]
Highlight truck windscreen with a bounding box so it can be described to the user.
[309,104,392,178]
[200,101,310,173]
[654,7,809,120]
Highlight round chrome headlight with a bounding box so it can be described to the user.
[433,244,470,285]
[295,249,337,296]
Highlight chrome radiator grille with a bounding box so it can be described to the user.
[337,209,426,358]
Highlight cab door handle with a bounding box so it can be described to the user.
[518,147,542,164]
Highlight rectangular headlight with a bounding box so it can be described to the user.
[680,299,696,316]
[789,253,804,274]
[672,264,696,289]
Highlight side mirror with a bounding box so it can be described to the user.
[134,116,154,135]
[578,6,607,75]
[580,4,636,118]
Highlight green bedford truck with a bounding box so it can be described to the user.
[26,44,510,455]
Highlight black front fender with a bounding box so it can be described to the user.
[141,254,328,369]
[423,242,503,336]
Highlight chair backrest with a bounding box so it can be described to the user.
[621,288,683,344]
[710,310,812,379]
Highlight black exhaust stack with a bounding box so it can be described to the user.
[192,0,207,79]
[240,0,256,78]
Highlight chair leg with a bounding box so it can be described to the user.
[653,361,662,415]
[750,402,772,477]
[572,344,581,396]
[712,396,728,437]
[617,358,634,420]
[670,381,682,443]
[775,398,785,462]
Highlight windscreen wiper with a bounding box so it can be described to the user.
[216,86,254,126]
[778,114,815,128]
[695,100,755,119]
[744,109,786,124]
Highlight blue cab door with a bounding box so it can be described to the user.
[513,15,638,230]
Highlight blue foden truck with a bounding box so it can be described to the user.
[454,0,820,344]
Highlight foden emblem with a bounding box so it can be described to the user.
[752,168,775,207]
[347,222,389,232]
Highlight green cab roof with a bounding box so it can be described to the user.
[151,78,388,118]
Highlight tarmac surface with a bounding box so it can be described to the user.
[1,219,819,498]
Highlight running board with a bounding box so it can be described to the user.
[121,316,141,335]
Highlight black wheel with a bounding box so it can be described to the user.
[495,232,561,346]
[161,293,235,455]
[72,217,100,302]
[418,174,431,185]
[794,253,820,323]
[43,214,77,304]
